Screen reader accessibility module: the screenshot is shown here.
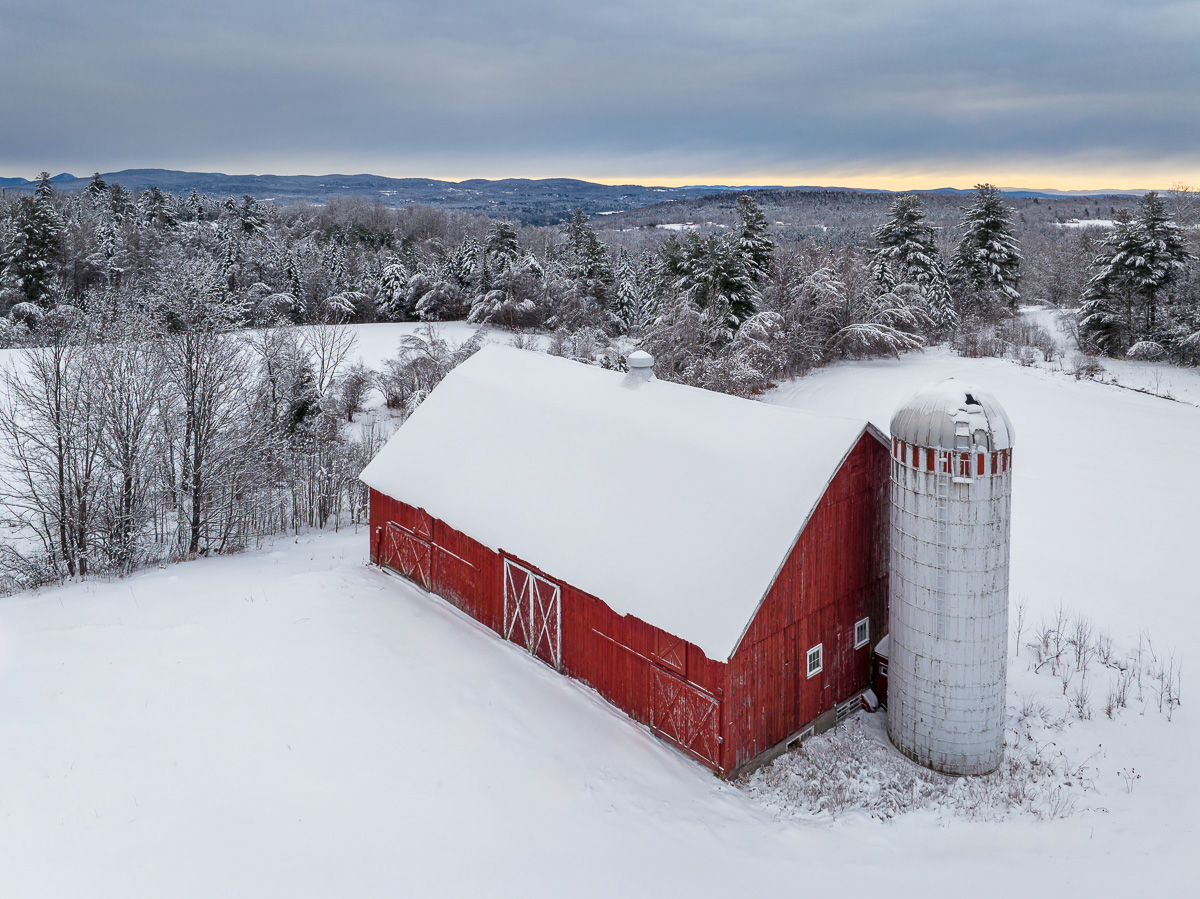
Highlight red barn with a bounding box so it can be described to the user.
[359,346,889,775]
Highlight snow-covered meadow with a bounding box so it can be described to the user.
[0,332,1196,896]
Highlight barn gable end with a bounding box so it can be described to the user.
[723,431,890,772]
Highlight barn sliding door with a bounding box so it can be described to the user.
[503,559,561,670]
[651,668,721,768]
[384,522,432,590]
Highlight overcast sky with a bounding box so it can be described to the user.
[2,0,1197,188]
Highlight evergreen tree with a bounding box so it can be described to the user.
[1079,192,1194,354]
[869,252,897,292]
[559,209,613,297]
[108,183,135,222]
[445,237,480,290]
[88,214,124,288]
[872,195,941,287]
[735,195,774,284]
[672,232,757,344]
[225,194,264,235]
[950,184,1021,307]
[926,277,959,334]
[138,186,176,228]
[184,188,204,221]
[872,194,957,332]
[85,173,109,201]
[34,172,55,200]
[376,261,411,321]
[5,195,64,306]
[283,361,323,437]
[612,248,650,335]
[484,219,521,271]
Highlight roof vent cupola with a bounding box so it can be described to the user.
[624,350,655,388]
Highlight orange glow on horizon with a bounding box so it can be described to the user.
[353,161,1199,193]
[10,158,1197,195]
[422,167,1197,193]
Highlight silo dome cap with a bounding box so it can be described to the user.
[890,377,1014,451]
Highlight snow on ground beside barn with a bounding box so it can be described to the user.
[761,347,1196,859]
[767,345,1197,643]
[0,531,1190,898]
[0,337,1196,896]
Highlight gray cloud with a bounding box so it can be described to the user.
[1,0,1197,185]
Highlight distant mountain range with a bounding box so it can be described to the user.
[0,169,1151,224]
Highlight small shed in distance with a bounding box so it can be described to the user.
[359,346,890,774]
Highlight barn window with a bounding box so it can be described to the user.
[806,644,823,678]
[854,618,870,649]
[957,452,972,479]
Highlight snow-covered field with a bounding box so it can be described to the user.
[0,337,1196,896]
[1019,304,1200,405]
[332,321,490,370]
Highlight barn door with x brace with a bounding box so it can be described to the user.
[650,667,722,768]
[503,559,561,670]
[384,521,432,590]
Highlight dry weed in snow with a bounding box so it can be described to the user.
[743,611,1184,824]
[740,712,1089,823]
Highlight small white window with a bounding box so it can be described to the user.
[806,644,823,678]
[854,617,870,649]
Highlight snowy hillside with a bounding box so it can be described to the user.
[0,345,1195,896]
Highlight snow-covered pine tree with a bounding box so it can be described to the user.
[869,252,897,293]
[184,188,203,221]
[611,248,651,335]
[376,261,411,321]
[89,214,123,289]
[561,210,605,278]
[926,276,959,334]
[735,195,774,284]
[5,194,64,306]
[108,183,135,223]
[85,173,109,202]
[558,209,613,308]
[669,232,757,345]
[950,184,1021,308]
[808,265,928,360]
[872,195,938,287]
[138,186,176,229]
[446,236,481,290]
[1079,192,1194,355]
[225,194,265,235]
[34,172,54,200]
[414,278,469,322]
[870,195,960,333]
[484,218,522,272]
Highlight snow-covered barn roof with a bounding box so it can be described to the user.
[359,345,880,660]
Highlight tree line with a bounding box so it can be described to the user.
[1,172,1197,588]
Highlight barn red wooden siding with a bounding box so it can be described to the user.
[368,429,889,775]
[369,489,728,769]
[723,431,890,771]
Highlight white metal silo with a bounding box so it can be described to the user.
[886,378,1014,775]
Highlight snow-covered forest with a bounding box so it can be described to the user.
[1,173,1198,588]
